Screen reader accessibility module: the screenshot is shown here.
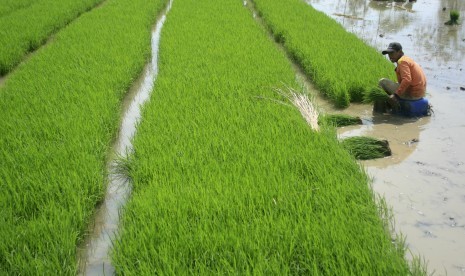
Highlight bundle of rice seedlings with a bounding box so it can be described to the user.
[363,87,389,103]
[275,86,320,131]
[319,113,362,127]
[445,10,460,25]
[341,136,391,160]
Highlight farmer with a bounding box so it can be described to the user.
[379,42,427,110]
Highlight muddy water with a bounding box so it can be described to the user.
[305,0,465,275]
[76,2,172,275]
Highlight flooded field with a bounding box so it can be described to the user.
[306,0,465,274]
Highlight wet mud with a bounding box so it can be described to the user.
[306,0,465,274]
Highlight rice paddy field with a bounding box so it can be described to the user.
[1,0,426,274]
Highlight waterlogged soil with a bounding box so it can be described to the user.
[305,0,465,274]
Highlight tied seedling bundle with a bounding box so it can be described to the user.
[341,136,392,160]
[319,113,362,127]
[445,10,460,25]
[363,87,390,103]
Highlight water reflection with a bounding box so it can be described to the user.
[306,0,465,88]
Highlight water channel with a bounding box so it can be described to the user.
[77,1,172,274]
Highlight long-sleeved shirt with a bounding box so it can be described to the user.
[395,55,427,99]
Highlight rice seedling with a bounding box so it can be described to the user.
[363,86,390,103]
[364,86,390,112]
[319,113,363,127]
[0,0,168,273]
[112,152,134,184]
[0,0,105,76]
[112,0,414,274]
[445,10,460,25]
[251,0,396,107]
[410,255,431,276]
[341,136,392,160]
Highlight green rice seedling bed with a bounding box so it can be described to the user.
[112,0,411,274]
[0,0,105,76]
[0,0,167,273]
[0,0,38,18]
[252,0,396,108]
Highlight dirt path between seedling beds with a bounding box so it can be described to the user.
[305,0,465,275]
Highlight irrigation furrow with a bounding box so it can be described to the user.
[77,2,172,274]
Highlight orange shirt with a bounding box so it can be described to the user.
[395,56,427,99]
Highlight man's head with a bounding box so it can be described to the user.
[382,42,403,63]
